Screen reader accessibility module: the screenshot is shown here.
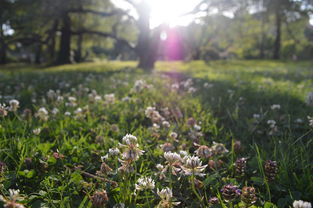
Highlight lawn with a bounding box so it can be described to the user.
[0,60,312,207]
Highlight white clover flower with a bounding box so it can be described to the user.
[293,200,312,208]
[109,148,120,156]
[122,134,138,145]
[145,106,156,118]
[104,93,115,104]
[212,142,229,154]
[9,99,20,111]
[64,111,71,116]
[267,120,276,128]
[33,128,41,135]
[0,189,25,208]
[295,118,303,124]
[135,176,155,191]
[162,121,170,128]
[164,152,182,164]
[181,155,207,176]
[47,89,56,100]
[156,164,164,170]
[194,124,201,131]
[51,108,59,115]
[169,132,178,139]
[0,103,8,117]
[253,114,261,119]
[157,187,173,201]
[179,150,188,157]
[36,107,49,121]
[271,104,281,110]
[120,134,144,162]
[308,116,313,127]
[133,79,147,92]
[157,187,180,207]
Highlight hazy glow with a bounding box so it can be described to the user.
[112,0,202,28]
[149,0,202,28]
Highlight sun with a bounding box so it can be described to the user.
[112,0,202,28]
[147,0,202,28]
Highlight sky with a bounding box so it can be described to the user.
[112,0,313,28]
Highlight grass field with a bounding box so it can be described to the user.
[0,60,312,207]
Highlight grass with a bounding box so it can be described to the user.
[0,60,312,207]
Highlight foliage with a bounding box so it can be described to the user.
[0,60,312,207]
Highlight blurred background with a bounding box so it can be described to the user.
[0,0,313,70]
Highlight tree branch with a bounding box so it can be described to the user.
[68,9,124,17]
[72,29,135,51]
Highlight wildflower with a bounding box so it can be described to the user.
[308,116,313,127]
[267,120,276,128]
[156,164,164,171]
[119,134,144,172]
[0,161,6,173]
[169,132,178,140]
[208,197,219,205]
[104,93,115,104]
[74,107,84,119]
[293,200,312,208]
[233,140,242,153]
[157,187,180,208]
[47,89,57,100]
[181,155,207,176]
[195,145,213,159]
[64,111,71,116]
[164,152,182,164]
[33,128,41,135]
[253,114,261,119]
[235,158,247,176]
[0,189,25,208]
[241,186,257,206]
[99,162,113,175]
[145,107,164,123]
[0,104,8,117]
[162,121,170,128]
[9,99,19,111]
[212,142,229,155]
[108,148,120,156]
[36,107,49,121]
[161,143,175,152]
[113,203,125,208]
[194,124,201,131]
[305,92,313,106]
[264,160,278,181]
[132,79,147,92]
[270,104,281,110]
[67,96,77,107]
[135,176,155,191]
[221,184,241,202]
[162,152,182,176]
[110,124,119,132]
[91,190,109,207]
[51,108,59,115]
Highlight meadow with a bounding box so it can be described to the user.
[0,60,312,208]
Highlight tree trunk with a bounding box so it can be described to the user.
[259,0,265,59]
[136,1,158,71]
[273,10,281,60]
[74,34,83,63]
[56,13,71,65]
[35,43,42,64]
[48,20,58,63]
[0,25,7,64]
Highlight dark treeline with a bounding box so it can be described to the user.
[0,0,313,70]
